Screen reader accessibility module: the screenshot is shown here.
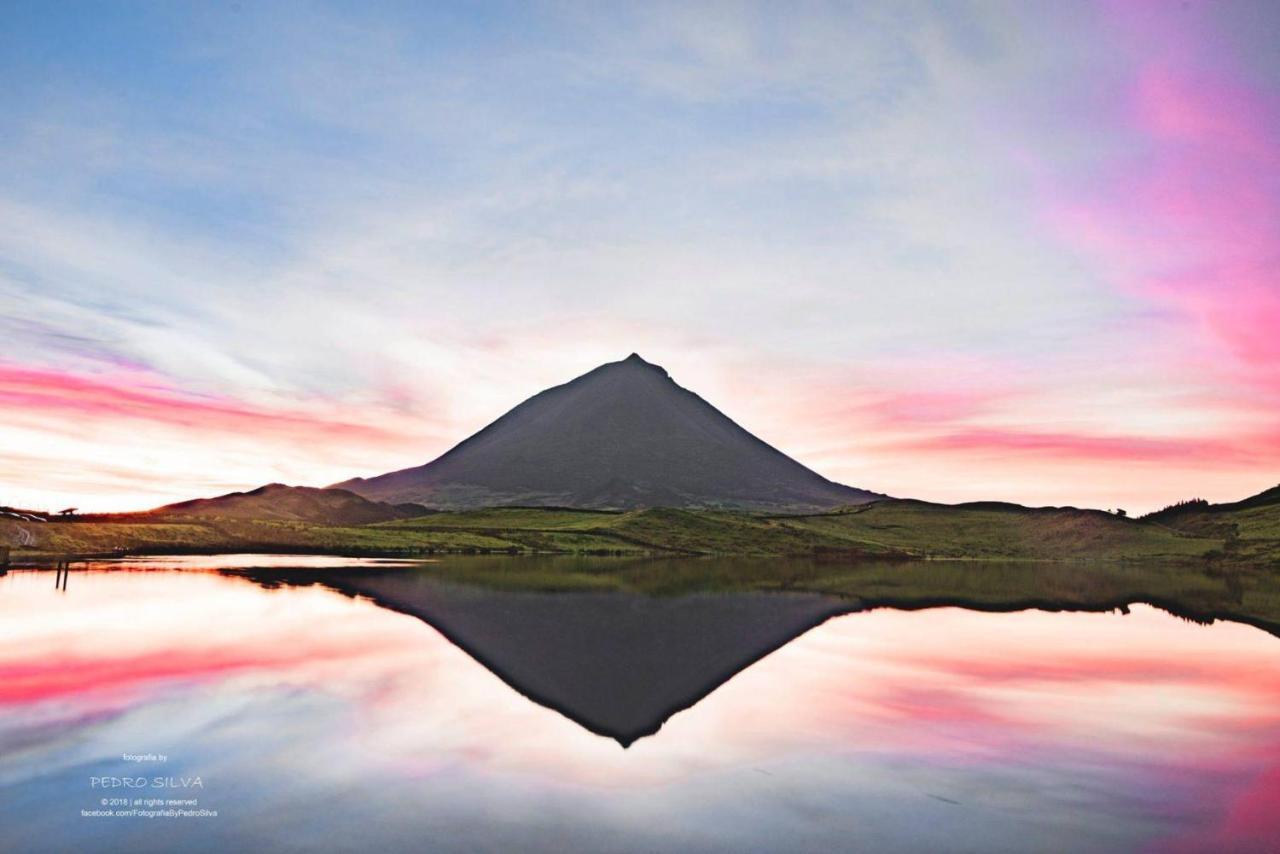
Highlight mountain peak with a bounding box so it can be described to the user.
[335,356,880,511]
[608,352,667,377]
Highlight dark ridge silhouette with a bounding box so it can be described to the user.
[333,353,880,511]
[150,483,429,525]
[1143,498,1211,521]
[1144,484,1280,522]
[1228,484,1280,510]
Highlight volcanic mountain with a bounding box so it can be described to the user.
[334,353,880,511]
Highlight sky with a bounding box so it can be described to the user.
[1,0,1278,513]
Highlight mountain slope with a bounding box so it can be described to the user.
[1215,484,1280,513]
[150,484,427,525]
[335,353,880,511]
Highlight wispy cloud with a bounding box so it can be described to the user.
[1,1,1277,511]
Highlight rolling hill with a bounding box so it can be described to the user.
[374,498,1221,560]
[0,496,1259,564]
[1142,484,1280,564]
[150,483,428,525]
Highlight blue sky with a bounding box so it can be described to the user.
[2,1,1279,511]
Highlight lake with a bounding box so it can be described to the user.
[2,555,1278,853]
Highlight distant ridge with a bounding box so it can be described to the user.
[151,483,427,525]
[1143,483,1280,523]
[335,353,882,511]
[1210,483,1280,512]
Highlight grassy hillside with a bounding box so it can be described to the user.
[1,521,229,556]
[775,500,1218,560]
[1,497,1262,565]
[378,506,898,556]
[377,500,1221,560]
[0,517,525,561]
[151,483,427,524]
[1142,484,1280,564]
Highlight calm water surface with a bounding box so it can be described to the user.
[1,557,1278,853]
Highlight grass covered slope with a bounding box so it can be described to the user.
[1142,484,1280,564]
[151,483,427,525]
[379,506,893,556]
[0,517,526,561]
[0,498,1251,563]
[775,500,1219,560]
[1,520,230,556]
[370,499,1220,560]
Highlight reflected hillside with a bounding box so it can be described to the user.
[225,556,1280,744]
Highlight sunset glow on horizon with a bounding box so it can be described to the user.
[2,1,1278,513]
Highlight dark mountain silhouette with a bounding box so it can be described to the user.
[150,483,427,525]
[1144,483,1280,522]
[1232,484,1280,510]
[334,353,880,511]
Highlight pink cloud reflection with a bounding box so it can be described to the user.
[2,571,1279,847]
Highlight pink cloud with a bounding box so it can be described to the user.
[0,363,407,444]
[945,7,1280,506]
[711,347,1278,509]
[1050,8,1280,402]
[1128,66,1280,397]
[890,427,1271,467]
[0,362,437,510]
[844,388,1018,431]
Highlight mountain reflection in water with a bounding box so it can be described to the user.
[2,556,1279,853]
[223,556,1280,747]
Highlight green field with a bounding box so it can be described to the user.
[373,501,1228,560]
[1143,491,1280,565]
[5,495,1273,566]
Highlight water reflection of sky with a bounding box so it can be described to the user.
[1,568,1278,853]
